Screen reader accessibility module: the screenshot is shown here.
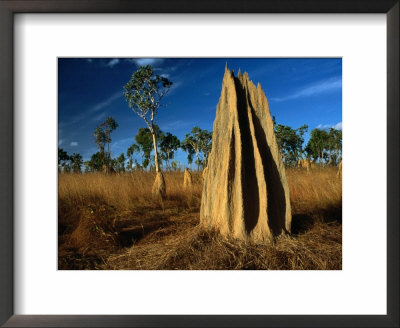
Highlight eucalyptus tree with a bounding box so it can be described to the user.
[88,152,103,172]
[117,153,126,173]
[181,126,212,170]
[93,126,107,168]
[160,132,180,170]
[93,117,119,172]
[58,148,70,173]
[83,161,91,173]
[134,125,163,170]
[70,153,83,173]
[124,65,172,173]
[126,143,140,171]
[327,128,342,165]
[101,117,119,169]
[274,123,308,165]
[305,128,330,164]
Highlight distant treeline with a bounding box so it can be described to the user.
[58,116,341,174]
[272,116,342,167]
[58,116,212,173]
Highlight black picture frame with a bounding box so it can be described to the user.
[0,1,398,327]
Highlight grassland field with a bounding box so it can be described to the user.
[58,167,342,270]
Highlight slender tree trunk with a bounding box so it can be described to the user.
[196,151,200,171]
[151,131,160,172]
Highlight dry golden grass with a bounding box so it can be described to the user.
[58,167,341,270]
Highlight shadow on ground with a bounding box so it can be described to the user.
[291,202,342,235]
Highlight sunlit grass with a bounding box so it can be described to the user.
[58,167,342,270]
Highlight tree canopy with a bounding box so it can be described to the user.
[160,132,180,170]
[124,65,172,172]
[273,120,308,166]
[58,148,70,172]
[133,125,164,170]
[181,126,212,170]
[305,128,342,164]
[93,117,119,170]
[70,153,83,173]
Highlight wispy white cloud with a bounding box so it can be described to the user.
[62,91,122,126]
[86,58,93,63]
[271,77,342,102]
[93,112,107,122]
[58,139,64,146]
[91,91,122,113]
[70,141,79,146]
[334,122,342,130]
[167,80,183,95]
[127,58,164,67]
[316,121,342,130]
[106,58,120,67]
[159,119,196,132]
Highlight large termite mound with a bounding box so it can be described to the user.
[200,65,292,242]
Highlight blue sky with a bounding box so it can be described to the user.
[58,58,342,167]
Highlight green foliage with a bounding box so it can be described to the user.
[124,65,173,172]
[160,132,180,170]
[170,160,179,171]
[109,158,118,172]
[126,143,140,171]
[116,153,126,172]
[134,125,163,170]
[124,65,172,122]
[305,129,329,162]
[126,143,140,158]
[70,153,83,173]
[93,117,119,169]
[83,161,92,173]
[58,148,71,172]
[274,123,308,165]
[181,142,195,165]
[102,117,119,165]
[305,128,342,165]
[58,147,69,163]
[327,128,342,164]
[93,126,107,153]
[272,117,342,166]
[181,126,212,170]
[87,152,104,172]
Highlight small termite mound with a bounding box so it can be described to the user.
[183,168,193,191]
[152,171,166,200]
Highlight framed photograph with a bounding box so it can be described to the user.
[1,1,398,327]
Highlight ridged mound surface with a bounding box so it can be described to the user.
[200,66,291,242]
